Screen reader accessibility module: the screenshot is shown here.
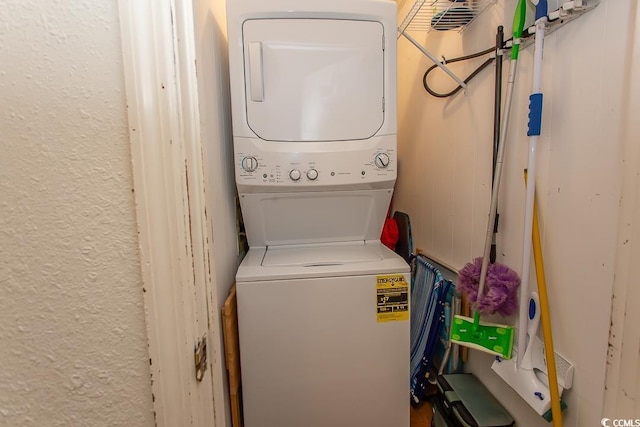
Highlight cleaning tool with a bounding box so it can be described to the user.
[516,0,548,375]
[449,2,528,359]
[492,171,568,423]
[494,216,576,418]
[457,257,520,317]
[492,291,559,417]
[491,26,505,264]
[528,170,564,424]
[493,2,570,421]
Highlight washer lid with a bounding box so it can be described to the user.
[262,242,383,267]
[237,242,409,282]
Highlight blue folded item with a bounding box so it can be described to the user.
[410,255,453,404]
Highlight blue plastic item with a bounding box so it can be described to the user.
[410,255,453,404]
[527,93,544,136]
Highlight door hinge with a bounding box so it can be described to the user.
[382,34,385,51]
[382,97,385,112]
[194,334,207,382]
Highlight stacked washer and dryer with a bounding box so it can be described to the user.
[227,1,410,426]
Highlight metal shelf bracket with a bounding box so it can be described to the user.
[400,31,468,89]
[397,0,496,90]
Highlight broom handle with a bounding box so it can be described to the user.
[526,170,563,427]
[475,57,519,313]
[491,26,504,264]
[474,1,526,319]
[518,1,547,366]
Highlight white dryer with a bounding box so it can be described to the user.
[227,0,399,247]
[226,1,409,425]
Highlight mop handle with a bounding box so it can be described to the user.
[491,26,505,264]
[473,0,526,319]
[475,58,518,310]
[517,0,548,367]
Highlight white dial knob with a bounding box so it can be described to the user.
[289,169,301,181]
[374,153,390,169]
[241,156,258,172]
[306,169,318,181]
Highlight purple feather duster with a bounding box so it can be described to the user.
[457,257,520,316]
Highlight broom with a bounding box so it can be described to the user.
[449,0,526,359]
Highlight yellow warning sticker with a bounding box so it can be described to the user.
[376,274,409,322]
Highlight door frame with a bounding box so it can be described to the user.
[118,0,222,425]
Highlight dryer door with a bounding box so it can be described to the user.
[242,18,385,142]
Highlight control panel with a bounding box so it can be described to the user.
[235,136,397,190]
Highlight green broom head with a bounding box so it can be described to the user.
[450,258,519,359]
[450,312,514,359]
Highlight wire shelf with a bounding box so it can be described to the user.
[397,0,598,91]
[399,0,496,34]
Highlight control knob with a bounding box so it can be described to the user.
[289,169,301,181]
[306,169,318,181]
[241,156,258,172]
[374,153,390,169]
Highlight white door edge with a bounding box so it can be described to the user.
[118,0,222,426]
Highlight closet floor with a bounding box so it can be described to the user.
[410,402,433,427]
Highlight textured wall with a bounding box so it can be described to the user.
[395,0,628,425]
[0,1,154,426]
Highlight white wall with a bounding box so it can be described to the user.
[604,1,640,417]
[395,0,632,425]
[192,1,240,426]
[0,1,154,426]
